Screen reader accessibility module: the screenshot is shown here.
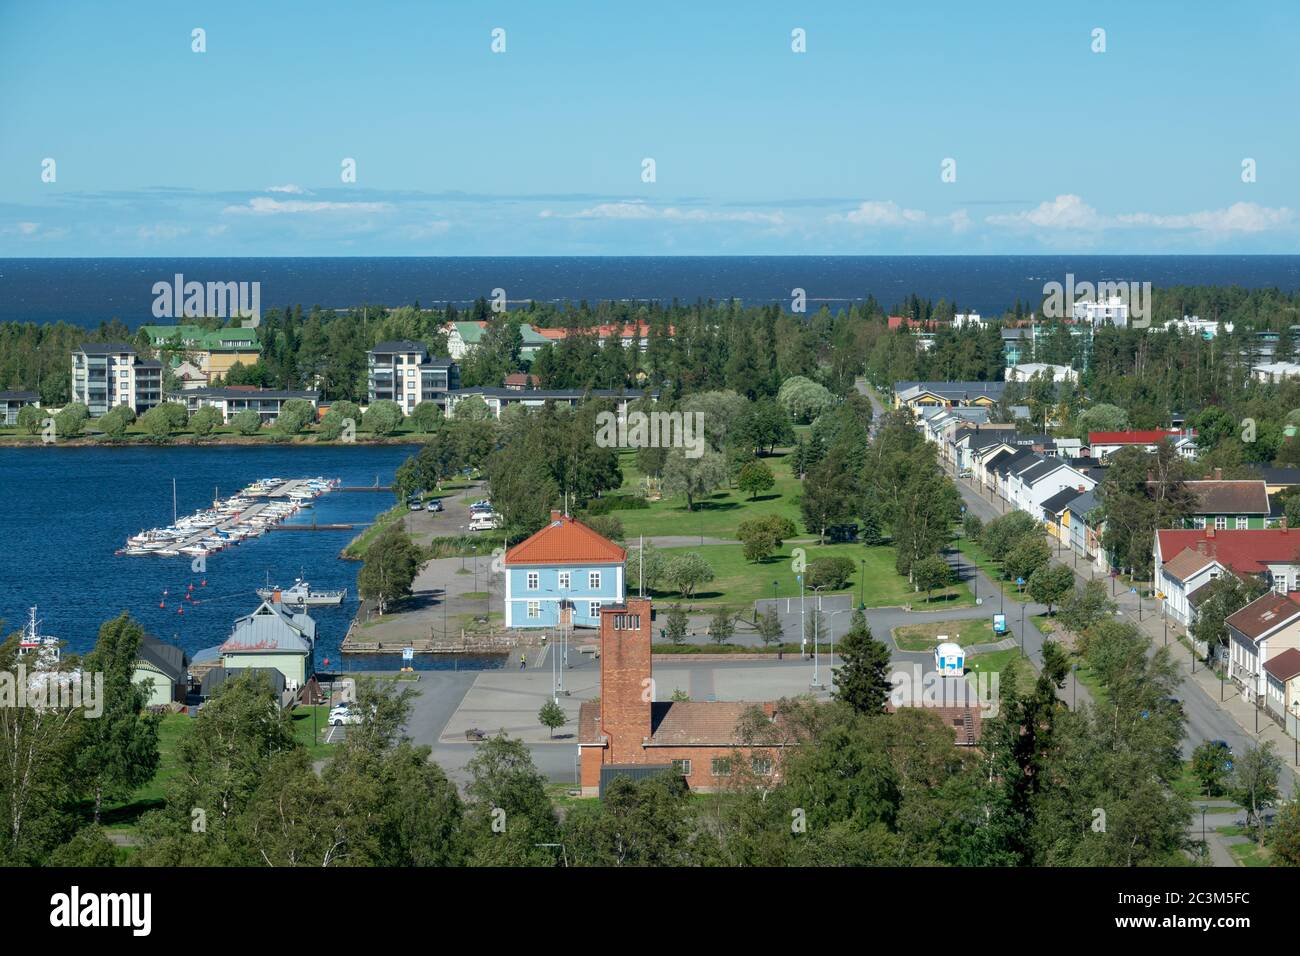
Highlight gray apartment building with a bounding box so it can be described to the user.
[70,343,162,416]
[367,341,459,414]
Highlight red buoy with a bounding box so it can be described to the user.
[159,602,165,609]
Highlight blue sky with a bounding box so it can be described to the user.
[1,0,1297,256]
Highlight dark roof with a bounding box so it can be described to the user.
[1174,480,1271,516]
[0,391,38,401]
[201,666,287,698]
[994,449,1037,476]
[370,340,429,353]
[1065,488,1101,518]
[452,387,653,400]
[1249,466,1300,486]
[137,634,188,684]
[1186,581,1218,609]
[1017,458,1063,485]
[75,342,137,354]
[181,387,319,401]
[1041,487,1083,514]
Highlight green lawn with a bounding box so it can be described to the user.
[649,541,974,614]
[603,448,805,540]
[1228,839,1271,867]
[97,712,192,834]
[292,705,347,760]
[966,647,1033,686]
[891,619,997,652]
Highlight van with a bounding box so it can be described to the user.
[468,512,501,532]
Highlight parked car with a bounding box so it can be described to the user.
[426,498,444,512]
[329,710,362,726]
[407,500,423,511]
[469,512,502,532]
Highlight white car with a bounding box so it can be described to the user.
[329,709,361,726]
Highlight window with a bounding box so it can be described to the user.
[1236,517,1248,530]
[671,759,692,776]
[526,601,540,619]
[589,571,601,589]
[1215,516,1227,530]
[588,601,601,619]
[613,613,641,630]
[711,757,732,777]
[558,571,570,589]
[751,756,773,776]
[1193,516,1206,529]
[526,571,539,590]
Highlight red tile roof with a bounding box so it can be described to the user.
[1264,648,1300,682]
[646,701,765,746]
[1158,529,1300,576]
[1089,429,1194,445]
[504,513,626,566]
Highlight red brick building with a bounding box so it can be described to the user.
[578,598,785,796]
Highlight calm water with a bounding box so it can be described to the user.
[3,256,1299,327]
[0,444,501,670]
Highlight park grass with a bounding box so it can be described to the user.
[650,541,974,614]
[966,647,1032,686]
[291,705,345,760]
[603,448,805,540]
[96,712,192,835]
[342,501,406,558]
[891,619,997,652]
[1228,839,1271,867]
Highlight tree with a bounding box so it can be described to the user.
[664,604,689,645]
[776,376,835,423]
[410,401,443,433]
[358,524,422,615]
[661,447,727,511]
[98,404,134,440]
[962,512,983,541]
[736,460,775,500]
[462,735,559,866]
[1229,742,1283,841]
[1190,740,1232,798]
[736,514,795,563]
[363,399,405,436]
[190,405,222,437]
[140,404,177,442]
[274,398,316,435]
[1004,536,1051,586]
[757,606,784,646]
[833,610,893,714]
[708,609,734,645]
[663,553,715,599]
[232,408,262,436]
[76,614,162,824]
[16,403,44,435]
[1271,800,1300,866]
[54,402,89,439]
[1057,579,1116,636]
[911,555,953,603]
[538,699,567,739]
[1027,563,1074,615]
[1191,575,1262,656]
[1074,402,1129,439]
[805,556,856,590]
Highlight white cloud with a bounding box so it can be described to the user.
[562,200,784,225]
[986,194,1105,230]
[1116,202,1293,235]
[266,184,308,194]
[831,200,928,227]
[987,194,1293,236]
[223,197,391,215]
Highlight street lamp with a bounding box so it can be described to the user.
[809,585,828,688]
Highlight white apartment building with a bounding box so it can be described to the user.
[70,343,163,416]
[367,341,460,414]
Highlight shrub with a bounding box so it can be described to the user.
[804,555,855,590]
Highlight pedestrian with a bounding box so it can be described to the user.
[519,653,527,670]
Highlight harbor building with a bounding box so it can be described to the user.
[503,512,626,629]
[169,386,319,424]
[366,341,460,414]
[70,343,162,416]
[133,635,190,708]
[192,596,317,690]
[0,390,40,425]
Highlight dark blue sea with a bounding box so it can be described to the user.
[2,256,1299,327]
[0,444,501,671]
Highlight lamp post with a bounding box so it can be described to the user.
[798,574,806,657]
[859,559,866,609]
[1019,601,1026,659]
[810,585,828,688]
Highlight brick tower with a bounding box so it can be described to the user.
[598,598,653,763]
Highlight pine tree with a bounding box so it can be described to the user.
[832,610,892,715]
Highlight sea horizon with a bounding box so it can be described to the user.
[4,254,1300,329]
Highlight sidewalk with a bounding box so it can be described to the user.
[949,461,1300,791]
